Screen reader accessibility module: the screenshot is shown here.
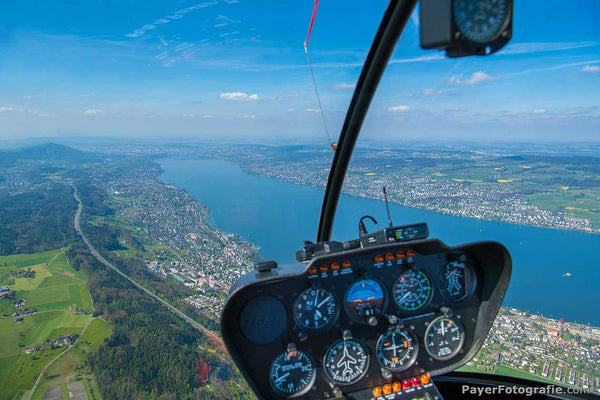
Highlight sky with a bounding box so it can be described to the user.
[0,0,599,143]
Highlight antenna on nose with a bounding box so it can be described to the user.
[383,186,393,228]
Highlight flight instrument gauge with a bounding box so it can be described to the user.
[345,279,385,323]
[453,0,509,43]
[293,287,338,333]
[323,338,370,385]
[425,316,465,360]
[269,350,316,397]
[393,270,433,311]
[439,260,476,302]
[376,327,418,372]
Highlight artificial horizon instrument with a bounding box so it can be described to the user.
[220,1,598,399]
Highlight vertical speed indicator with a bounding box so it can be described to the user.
[269,350,316,397]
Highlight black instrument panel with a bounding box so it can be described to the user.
[221,239,511,400]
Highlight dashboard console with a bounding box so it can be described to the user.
[221,238,511,400]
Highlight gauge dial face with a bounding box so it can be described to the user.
[345,279,385,323]
[453,0,508,43]
[393,270,432,311]
[439,261,476,302]
[323,339,369,385]
[376,327,418,372]
[425,316,465,360]
[293,287,338,333]
[269,350,316,397]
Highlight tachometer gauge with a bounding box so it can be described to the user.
[376,327,418,372]
[345,279,385,323]
[323,339,369,385]
[439,260,476,303]
[393,270,432,312]
[269,350,316,397]
[425,316,465,360]
[453,0,509,43]
[293,287,338,333]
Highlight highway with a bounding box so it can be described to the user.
[71,186,224,346]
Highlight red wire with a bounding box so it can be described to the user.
[304,0,320,48]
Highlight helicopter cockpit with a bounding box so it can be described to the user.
[220,1,595,399]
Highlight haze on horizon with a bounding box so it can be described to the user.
[1,0,599,143]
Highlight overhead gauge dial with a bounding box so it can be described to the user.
[376,327,418,372]
[323,339,369,385]
[269,350,316,397]
[425,316,465,360]
[393,270,433,312]
[453,0,509,43]
[293,287,338,333]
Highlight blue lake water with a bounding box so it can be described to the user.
[159,158,600,326]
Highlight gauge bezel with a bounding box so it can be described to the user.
[438,260,477,304]
[392,269,434,312]
[452,0,511,44]
[292,286,339,333]
[375,327,419,372]
[268,350,317,398]
[323,338,370,386]
[424,316,466,361]
[344,278,388,324]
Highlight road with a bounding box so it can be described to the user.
[71,186,223,345]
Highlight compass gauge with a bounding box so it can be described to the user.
[453,0,509,43]
[323,339,369,385]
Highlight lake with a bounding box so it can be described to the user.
[159,158,600,326]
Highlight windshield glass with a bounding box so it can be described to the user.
[1,0,599,399]
[335,0,600,389]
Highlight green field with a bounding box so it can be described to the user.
[27,318,110,400]
[0,249,106,400]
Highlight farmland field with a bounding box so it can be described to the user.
[0,249,107,400]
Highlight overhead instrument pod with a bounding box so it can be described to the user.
[420,0,513,57]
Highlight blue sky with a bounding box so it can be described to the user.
[1,0,599,143]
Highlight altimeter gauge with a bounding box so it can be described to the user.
[376,327,418,372]
[425,316,465,360]
[293,287,338,333]
[323,338,370,385]
[269,350,316,397]
[393,270,433,312]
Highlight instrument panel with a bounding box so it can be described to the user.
[221,239,511,400]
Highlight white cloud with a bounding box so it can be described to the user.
[84,109,104,115]
[219,92,259,101]
[287,108,321,113]
[332,83,356,91]
[388,105,410,112]
[421,88,446,96]
[503,41,600,55]
[242,114,256,119]
[447,71,497,86]
[0,106,16,112]
[533,109,546,114]
[183,113,196,118]
[36,113,54,118]
[582,64,600,73]
[200,114,214,119]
